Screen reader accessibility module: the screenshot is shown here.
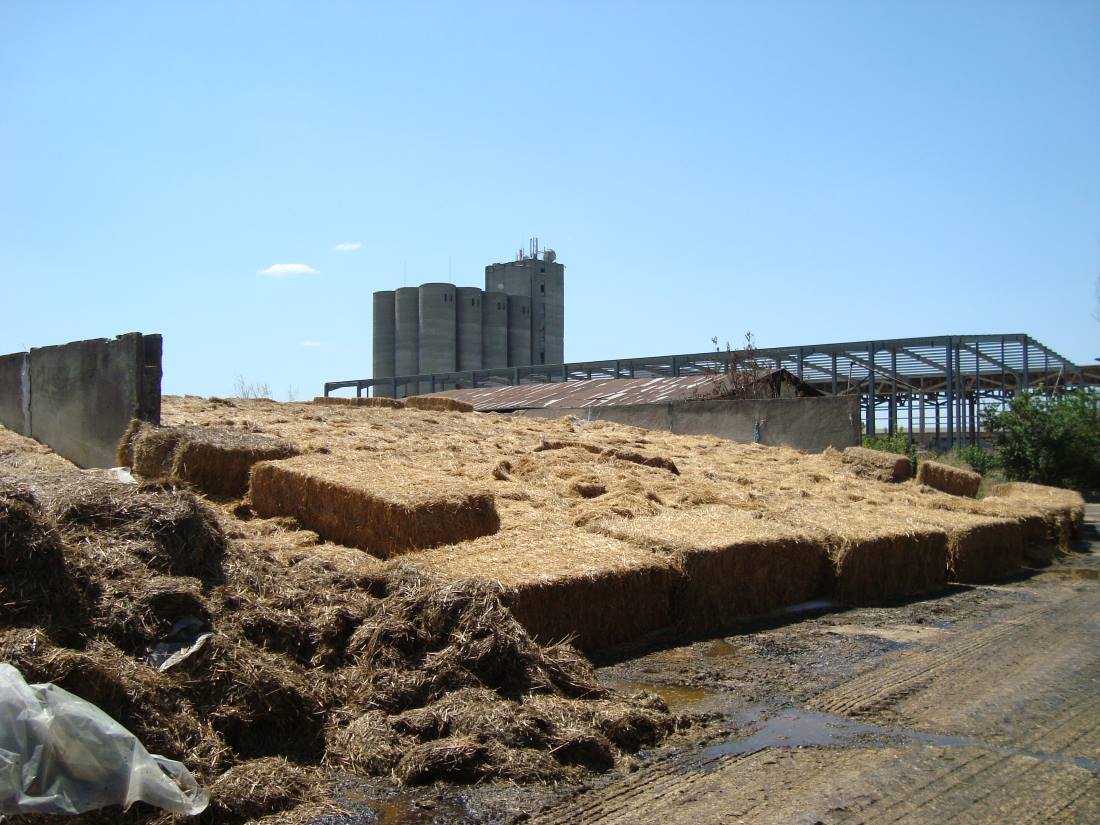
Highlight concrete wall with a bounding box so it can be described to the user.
[516,396,861,453]
[0,352,28,435]
[0,332,162,469]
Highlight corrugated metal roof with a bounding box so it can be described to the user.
[433,374,733,412]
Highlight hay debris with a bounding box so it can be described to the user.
[916,460,981,498]
[405,396,475,413]
[206,757,325,824]
[840,447,913,482]
[248,454,500,558]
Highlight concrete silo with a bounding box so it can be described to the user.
[507,295,532,370]
[455,287,483,373]
[418,282,457,389]
[543,249,565,365]
[394,286,420,396]
[481,290,509,369]
[371,290,396,396]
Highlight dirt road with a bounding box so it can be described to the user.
[345,505,1100,824]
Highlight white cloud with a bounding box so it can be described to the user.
[257,263,319,278]
[333,241,362,252]
[301,340,322,348]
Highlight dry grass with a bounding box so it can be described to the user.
[917,460,982,498]
[403,528,678,651]
[249,453,500,557]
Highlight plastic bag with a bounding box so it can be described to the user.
[0,663,208,816]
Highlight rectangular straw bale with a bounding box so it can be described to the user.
[403,529,676,652]
[905,491,1055,554]
[896,506,1023,582]
[841,447,912,482]
[989,482,1086,543]
[127,423,185,478]
[404,396,474,413]
[125,423,300,498]
[597,505,828,630]
[169,428,300,498]
[249,453,499,558]
[916,460,981,498]
[786,504,948,605]
[311,396,405,409]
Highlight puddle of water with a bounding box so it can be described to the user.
[609,679,710,707]
[702,706,1100,775]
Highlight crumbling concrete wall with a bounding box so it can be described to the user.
[517,396,860,452]
[0,333,162,468]
[0,352,29,435]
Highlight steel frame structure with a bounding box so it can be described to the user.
[325,333,1093,448]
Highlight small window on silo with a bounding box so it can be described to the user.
[540,267,545,273]
[540,351,545,363]
[540,284,545,293]
[471,298,475,306]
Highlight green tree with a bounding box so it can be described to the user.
[983,390,1100,492]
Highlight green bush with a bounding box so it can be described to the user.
[954,444,998,476]
[983,390,1100,492]
[862,433,918,466]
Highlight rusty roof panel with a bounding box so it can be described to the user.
[432,375,732,412]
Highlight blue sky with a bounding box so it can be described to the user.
[2,1,1097,397]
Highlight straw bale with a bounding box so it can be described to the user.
[781,501,949,604]
[901,507,1023,582]
[401,529,677,651]
[597,505,827,629]
[840,447,913,482]
[125,422,300,498]
[248,453,500,558]
[405,395,475,413]
[989,481,1086,542]
[312,395,405,409]
[916,460,981,498]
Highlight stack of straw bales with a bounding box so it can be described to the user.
[312,395,405,409]
[597,506,827,628]
[404,528,677,651]
[120,421,300,498]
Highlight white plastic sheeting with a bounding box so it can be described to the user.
[0,663,208,816]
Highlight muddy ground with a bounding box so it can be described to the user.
[319,504,1100,825]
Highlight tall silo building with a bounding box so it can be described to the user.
[371,240,564,396]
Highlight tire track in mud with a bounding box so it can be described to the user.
[532,568,1100,824]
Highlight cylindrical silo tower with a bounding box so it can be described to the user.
[507,295,532,368]
[455,287,483,374]
[394,286,420,396]
[371,290,396,397]
[418,282,457,390]
[482,290,508,369]
[543,250,565,365]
